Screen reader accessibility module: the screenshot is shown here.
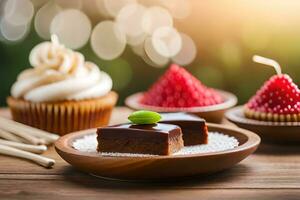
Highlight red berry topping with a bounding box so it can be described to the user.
[141,64,224,107]
[246,74,300,114]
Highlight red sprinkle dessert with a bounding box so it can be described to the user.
[141,64,224,108]
[244,56,300,122]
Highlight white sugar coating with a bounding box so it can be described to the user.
[174,133,239,155]
[72,132,239,157]
[73,134,98,153]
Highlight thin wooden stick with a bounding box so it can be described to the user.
[0,144,55,168]
[0,125,45,145]
[0,117,59,143]
[0,139,47,154]
[0,118,46,145]
[0,128,26,143]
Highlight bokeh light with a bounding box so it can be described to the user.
[116,3,146,44]
[127,33,146,46]
[141,52,163,68]
[142,6,173,35]
[3,0,34,26]
[0,0,194,65]
[34,1,62,39]
[91,20,127,60]
[50,9,92,49]
[0,18,29,42]
[152,26,182,58]
[144,37,169,67]
[172,33,197,66]
[103,0,137,18]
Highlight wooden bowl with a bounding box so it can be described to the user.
[125,90,237,123]
[225,106,300,144]
[55,123,260,181]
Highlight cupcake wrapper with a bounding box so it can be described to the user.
[7,92,118,135]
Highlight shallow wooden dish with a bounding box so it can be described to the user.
[225,106,300,144]
[125,90,237,123]
[55,123,260,181]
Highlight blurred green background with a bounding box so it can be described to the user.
[1,0,300,107]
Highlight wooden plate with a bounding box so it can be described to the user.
[125,90,237,123]
[225,106,300,144]
[55,123,260,180]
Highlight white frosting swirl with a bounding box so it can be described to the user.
[11,35,112,102]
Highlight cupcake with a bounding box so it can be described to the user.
[7,35,118,135]
[244,55,300,122]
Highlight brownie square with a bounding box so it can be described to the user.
[160,113,208,146]
[97,123,184,155]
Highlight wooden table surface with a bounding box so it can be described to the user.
[0,107,299,200]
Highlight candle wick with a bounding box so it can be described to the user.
[252,55,282,75]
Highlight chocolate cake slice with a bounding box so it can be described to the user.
[159,113,208,146]
[97,123,183,155]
